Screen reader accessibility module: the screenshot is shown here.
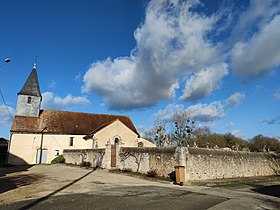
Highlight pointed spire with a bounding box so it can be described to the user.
[18,64,41,97]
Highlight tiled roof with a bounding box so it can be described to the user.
[18,65,41,97]
[10,110,140,136]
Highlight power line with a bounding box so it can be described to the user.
[0,89,14,120]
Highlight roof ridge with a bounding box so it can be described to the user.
[41,109,130,117]
[12,112,140,137]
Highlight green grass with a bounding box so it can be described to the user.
[211,178,280,188]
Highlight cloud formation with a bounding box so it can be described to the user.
[261,116,280,125]
[180,63,228,101]
[153,92,245,123]
[230,0,280,43]
[48,80,57,88]
[41,92,90,110]
[0,104,15,126]
[82,0,225,110]
[232,16,280,78]
[82,0,280,110]
[274,90,280,100]
[225,92,246,106]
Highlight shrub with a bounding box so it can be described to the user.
[81,161,91,168]
[146,169,158,178]
[123,168,132,173]
[51,155,65,164]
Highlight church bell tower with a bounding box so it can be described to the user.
[15,63,42,117]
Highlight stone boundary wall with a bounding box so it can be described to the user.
[63,146,279,181]
[63,148,105,168]
[186,147,280,180]
[118,147,177,177]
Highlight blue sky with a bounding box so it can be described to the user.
[0,0,280,140]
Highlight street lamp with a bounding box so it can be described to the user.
[1,57,11,166]
[0,58,11,68]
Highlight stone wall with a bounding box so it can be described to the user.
[186,147,280,180]
[118,147,177,177]
[63,148,105,168]
[63,145,280,181]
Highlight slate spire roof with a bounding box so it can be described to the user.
[18,63,41,97]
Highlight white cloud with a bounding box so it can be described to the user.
[75,72,82,82]
[224,122,236,131]
[81,0,280,110]
[41,92,90,110]
[232,14,280,79]
[180,63,228,101]
[187,92,245,122]
[274,89,280,100]
[48,80,56,88]
[186,101,225,122]
[261,116,280,125]
[153,92,245,123]
[0,104,15,126]
[231,130,246,139]
[153,104,185,122]
[225,92,246,106]
[82,0,225,110]
[231,0,280,43]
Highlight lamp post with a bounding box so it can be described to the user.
[0,57,11,166]
[0,58,11,68]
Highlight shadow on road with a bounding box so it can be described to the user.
[252,185,280,198]
[0,165,32,178]
[0,173,43,194]
[0,164,34,194]
[19,169,95,210]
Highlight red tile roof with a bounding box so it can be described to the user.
[11,110,140,136]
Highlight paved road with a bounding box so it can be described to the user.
[0,165,279,209]
[0,186,227,210]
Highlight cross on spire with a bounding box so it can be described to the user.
[33,56,38,69]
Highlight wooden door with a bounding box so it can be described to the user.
[111,145,116,167]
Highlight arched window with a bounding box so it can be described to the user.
[138,142,144,147]
[114,136,120,145]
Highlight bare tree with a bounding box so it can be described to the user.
[154,123,169,147]
[142,127,157,144]
[170,110,195,147]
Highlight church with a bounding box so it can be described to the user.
[8,64,155,165]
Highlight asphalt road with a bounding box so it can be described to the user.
[0,186,227,210]
[0,165,279,210]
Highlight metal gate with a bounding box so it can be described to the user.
[111,145,116,167]
[36,149,48,164]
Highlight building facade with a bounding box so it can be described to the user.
[8,64,155,165]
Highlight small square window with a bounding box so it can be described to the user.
[27,96,32,104]
[70,137,74,146]
[55,150,59,156]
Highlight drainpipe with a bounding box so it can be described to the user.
[6,133,13,165]
[92,136,95,150]
[39,127,47,164]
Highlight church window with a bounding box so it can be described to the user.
[70,137,74,146]
[27,96,32,104]
[114,137,120,145]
